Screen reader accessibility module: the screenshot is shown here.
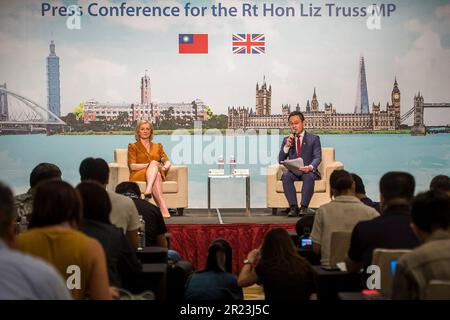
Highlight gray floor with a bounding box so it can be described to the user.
[165,208,298,224]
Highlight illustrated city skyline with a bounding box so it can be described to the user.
[39,40,415,120]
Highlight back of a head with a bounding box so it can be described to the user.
[206,238,232,273]
[29,163,62,188]
[295,215,315,237]
[430,175,450,194]
[29,180,82,229]
[79,157,109,185]
[115,181,141,199]
[0,182,15,238]
[351,173,366,195]
[379,171,415,203]
[330,169,353,192]
[261,228,296,261]
[411,190,450,234]
[76,182,112,225]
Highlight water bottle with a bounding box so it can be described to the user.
[217,155,224,170]
[137,215,146,250]
[229,155,237,174]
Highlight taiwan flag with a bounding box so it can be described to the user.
[179,34,208,54]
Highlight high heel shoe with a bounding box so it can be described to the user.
[144,192,152,199]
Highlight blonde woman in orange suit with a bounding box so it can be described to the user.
[128,120,171,219]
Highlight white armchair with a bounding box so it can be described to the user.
[107,148,188,215]
[266,147,343,214]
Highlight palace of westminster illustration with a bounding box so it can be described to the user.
[228,57,401,130]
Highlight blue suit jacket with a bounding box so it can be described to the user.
[278,132,322,178]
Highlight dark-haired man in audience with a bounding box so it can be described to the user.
[351,173,380,213]
[310,170,379,266]
[79,157,140,250]
[14,162,62,220]
[392,190,450,299]
[0,182,71,299]
[430,174,450,196]
[115,181,168,248]
[346,172,420,273]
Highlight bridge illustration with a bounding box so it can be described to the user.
[400,92,450,135]
[0,86,66,134]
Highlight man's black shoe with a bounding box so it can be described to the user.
[298,207,308,217]
[287,205,299,217]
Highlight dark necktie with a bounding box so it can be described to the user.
[296,136,301,158]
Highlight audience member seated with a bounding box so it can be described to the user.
[430,174,450,196]
[16,180,113,300]
[185,238,242,300]
[79,157,140,250]
[392,190,450,299]
[295,214,315,240]
[351,173,380,212]
[0,182,71,300]
[346,172,420,273]
[167,259,194,302]
[115,181,168,248]
[238,228,314,300]
[77,182,142,290]
[14,163,62,220]
[310,170,379,266]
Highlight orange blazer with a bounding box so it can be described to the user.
[128,141,169,182]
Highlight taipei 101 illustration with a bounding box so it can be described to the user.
[354,55,369,114]
[47,40,61,121]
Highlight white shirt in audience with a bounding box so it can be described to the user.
[0,240,71,300]
[107,191,140,234]
[311,195,380,266]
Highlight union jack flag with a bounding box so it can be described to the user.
[232,34,265,54]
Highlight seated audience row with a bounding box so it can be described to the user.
[5,158,175,299]
[3,161,450,300]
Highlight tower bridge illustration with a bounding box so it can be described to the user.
[401,93,450,135]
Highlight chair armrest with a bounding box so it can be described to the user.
[324,161,344,192]
[167,166,188,207]
[266,164,283,189]
[107,162,129,192]
[166,165,186,182]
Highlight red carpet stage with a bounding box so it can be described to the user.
[166,210,297,274]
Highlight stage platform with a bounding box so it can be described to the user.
[164,208,300,273]
[165,208,296,225]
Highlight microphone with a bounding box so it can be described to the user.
[285,128,295,149]
[289,128,296,139]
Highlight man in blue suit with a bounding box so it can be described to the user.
[279,111,322,217]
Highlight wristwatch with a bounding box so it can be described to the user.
[243,259,253,265]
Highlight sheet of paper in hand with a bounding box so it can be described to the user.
[280,158,304,175]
